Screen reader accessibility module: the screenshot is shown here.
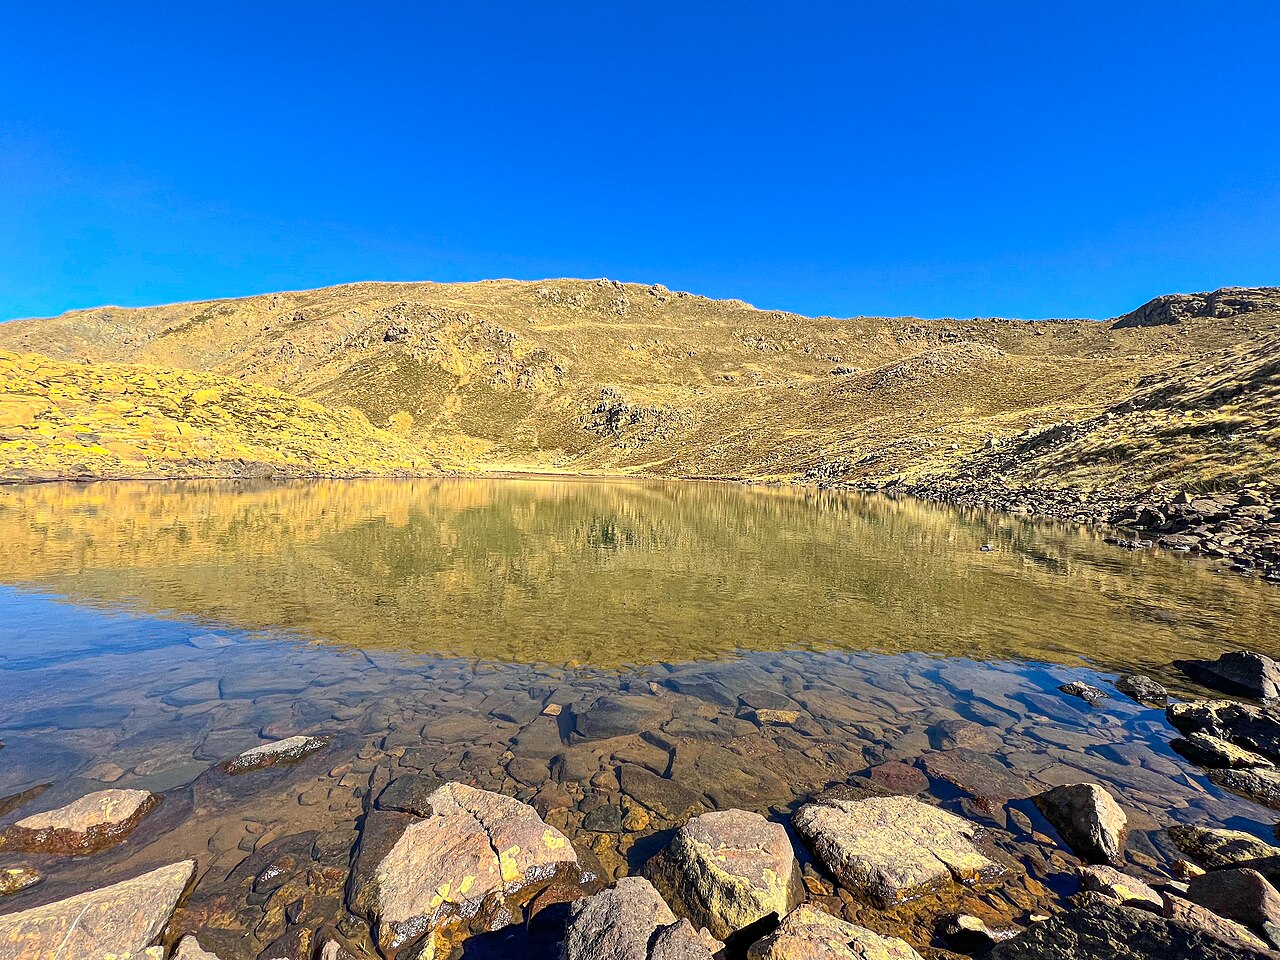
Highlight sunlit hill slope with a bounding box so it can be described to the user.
[0,280,1277,503]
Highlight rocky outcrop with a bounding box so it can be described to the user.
[0,860,194,960]
[222,735,329,774]
[1167,825,1280,868]
[1111,288,1280,329]
[562,877,721,960]
[988,892,1277,959]
[0,788,160,855]
[1168,700,1280,760]
[1171,731,1275,769]
[1185,868,1280,949]
[746,904,924,960]
[645,809,804,940]
[1033,783,1127,865]
[349,782,588,957]
[1175,651,1280,701]
[1208,767,1280,808]
[793,795,997,906]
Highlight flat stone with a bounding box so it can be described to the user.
[988,891,1276,959]
[794,795,998,906]
[0,860,194,960]
[866,762,930,795]
[222,735,329,774]
[349,782,585,956]
[1172,731,1275,769]
[563,877,720,960]
[374,775,446,816]
[646,809,804,941]
[575,695,674,740]
[920,749,1032,800]
[1175,651,1280,701]
[1078,865,1161,909]
[2,788,160,855]
[1168,825,1280,868]
[619,765,705,823]
[926,719,1000,752]
[1034,783,1127,865]
[746,904,925,960]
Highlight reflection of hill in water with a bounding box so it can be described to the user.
[0,478,1276,671]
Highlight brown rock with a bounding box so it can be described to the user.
[563,877,721,960]
[1034,783,1127,865]
[0,865,41,897]
[221,735,329,774]
[1078,865,1161,910]
[747,904,925,959]
[1,788,160,855]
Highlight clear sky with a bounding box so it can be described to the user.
[2,2,1277,322]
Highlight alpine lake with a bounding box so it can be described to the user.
[1,478,1279,957]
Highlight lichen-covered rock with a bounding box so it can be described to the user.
[1171,731,1275,769]
[0,788,160,855]
[793,795,997,906]
[349,782,587,957]
[746,904,925,960]
[1167,825,1280,868]
[1175,651,1280,701]
[1034,783,1127,865]
[0,860,194,960]
[646,809,804,940]
[1168,700,1280,760]
[562,877,720,960]
[1078,865,1161,909]
[0,865,41,897]
[1208,767,1280,808]
[222,735,329,774]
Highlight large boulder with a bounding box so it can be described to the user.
[645,809,804,940]
[1175,651,1280,701]
[793,795,997,906]
[1033,783,1127,865]
[0,860,194,960]
[987,892,1276,959]
[746,904,924,960]
[1186,868,1280,948]
[0,788,160,855]
[562,877,721,960]
[349,782,588,957]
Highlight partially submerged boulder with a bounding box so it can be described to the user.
[1168,700,1280,760]
[0,860,194,960]
[1114,675,1168,706]
[0,788,160,855]
[1209,767,1280,808]
[1171,731,1275,769]
[1033,783,1127,865]
[746,904,924,960]
[1167,825,1280,868]
[793,795,997,906]
[562,877,721,960]
[1175,651,1280,701]
[645,808,804,940]
[221,735,329,774]
[349,781,589,957]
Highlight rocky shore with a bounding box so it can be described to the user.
[6,643,1280,959]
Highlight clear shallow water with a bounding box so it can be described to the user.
[1,478,1279,954]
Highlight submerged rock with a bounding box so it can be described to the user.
[1034,783,1127,865]
[746,904,925,960]
[0,865,41,896]
[562,876,720,960]
[987,891,1275,959]
[1175,651,1280,701]
[793,794,997,906]
[1114,675,1168,706]
[0,788,160,855]
[221,734,329,774]
[0,860,194,959]
[1167,825,1280,868]
[1059,681,1109,704]
[349,781,587,957]
[645,808,804,940]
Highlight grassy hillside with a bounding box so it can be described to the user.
[0,350,432,482]
[1,280,1277,500]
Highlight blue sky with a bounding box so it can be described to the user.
[2,2,1277,322]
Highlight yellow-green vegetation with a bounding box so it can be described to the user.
[0,350,432,482]
[1,280,1276,497]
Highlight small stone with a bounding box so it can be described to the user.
[645,809,804,941]
[1078,865,1161,909]
[1114,674,1168,706]
[0,865,42,896]
[1058,681,1109,704]
[1034,783,1127,865]
[747,904,925,960]
[583,805,624,833]
[222,735,329,774]
[543,703,563,717]
[943,913,1021,951]
[2,788,160,855]
[746,708,802,726]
